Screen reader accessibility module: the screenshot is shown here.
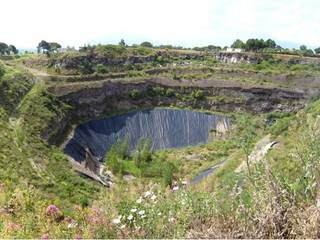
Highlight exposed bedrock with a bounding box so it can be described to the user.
[49,78,306,127]
[216,52,320,65]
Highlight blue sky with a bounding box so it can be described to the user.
[1,0,319,49]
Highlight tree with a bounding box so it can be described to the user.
[300,45,307,51]
[315,47,320,54]
[244,38,277,51]
[48,42,61,52]
[119,39,126,47]
[8,45,18,55]
[231,39,245,49]
[140,41,153,48]
[238,116,256,176]
[37,40,50,53]
[0,42,8,55]
[265,39,276,48]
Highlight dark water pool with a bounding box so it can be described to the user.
[64,108,230,163]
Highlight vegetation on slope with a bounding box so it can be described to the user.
[0,61,99,215]
[2,97,320,238]
[1,53,320,238]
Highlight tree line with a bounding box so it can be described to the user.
[0,43,18,55]
[37,40,62,53]
[231,38,319,56]
[34,38,320,57]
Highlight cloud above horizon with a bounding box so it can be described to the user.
[0,0,319,49]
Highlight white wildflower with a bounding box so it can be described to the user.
[168,217,175,223]
[144,191,152,197]
[67,222,78,229]
[130,208,137,213]
[138,210,145,215]
[112,218,121,224]
[172,186,179,191]
[120,224,126,229]
[128,214,133,220]
[157,212,162,216]
[151,195,157,201]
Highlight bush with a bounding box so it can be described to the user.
[105,138,129,174]
[129,89,141,99]
[165,88,175,97]
[151,86,166,96]
[190,90,205,100]
[270,116,292,136]
[133,138,152,169]
[162,162,176,186]
[0,61,5,78]
[95,64,108,74]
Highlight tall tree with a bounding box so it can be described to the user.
[48,42,62,52]
[37,40,50,53]
[119,39,126,47]
[8,45,18,55]
[140,41,153,48]
[315,47,320,54]
[300,45,307,51]
[231,39,245,49]
[0,42,8,55]
[265,39,276,48]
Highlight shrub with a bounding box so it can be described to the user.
[0,61,5,78]
[190,90,205,100]
[105,138,129,174]
[95,44,127,57]
[162,162,176,186]
[95,64,108,74]
[133,138,152,169]
[129,89,141,99]
[165,88,175,97]
[151,86,166,96]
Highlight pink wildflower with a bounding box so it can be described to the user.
[46,204,59,216]
[41,233,49,240]
[75,234,82,240]
[7,222,22,231]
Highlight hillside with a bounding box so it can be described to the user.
[1,48,320,238]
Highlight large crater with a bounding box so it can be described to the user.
[64,108,231,163]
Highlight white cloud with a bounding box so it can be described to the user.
[0,0,319,49]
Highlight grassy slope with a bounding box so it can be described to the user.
[1,56,320,238]
[0,61,100,210]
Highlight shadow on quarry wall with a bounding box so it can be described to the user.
[64,108,230,165]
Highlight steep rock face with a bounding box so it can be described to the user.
[25,50,206,75]
[50,78,306,126]
[216,52,320,65]
[64,109,230,163]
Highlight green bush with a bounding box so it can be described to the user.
[95,44,127,57]
[95,64,108,74]
[129,89,141,99]
[105,138,129,174]
[0,61,5,78]
[133,138,152,169]
[270,116,293,136]
[165,88,175,97]
[162,162,176,186]
[190,90,205,100]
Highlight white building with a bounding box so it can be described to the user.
[226,47,243,53]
